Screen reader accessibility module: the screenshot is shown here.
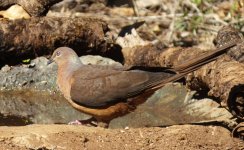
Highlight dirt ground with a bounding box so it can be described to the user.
[0,124,243,150]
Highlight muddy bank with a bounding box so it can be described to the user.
[0,124,243,150]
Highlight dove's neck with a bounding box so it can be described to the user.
[58,58,83,78]
[57,58,83,99]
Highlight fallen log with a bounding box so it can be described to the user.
[121,44,206,68]
[0,0,62,16]
[117,27,244,120]
[117,28,211,68]
[121,42,244,120]
[194,26,244,120]
[214,26,244,63]
[0,17,110,64]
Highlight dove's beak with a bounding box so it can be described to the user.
[47,59,54,65]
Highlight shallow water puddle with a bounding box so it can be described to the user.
[0,90,89,125]
[0,83,233,128]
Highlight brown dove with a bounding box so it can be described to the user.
[48,41,237,127]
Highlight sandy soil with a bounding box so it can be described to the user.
[0,124,243,150]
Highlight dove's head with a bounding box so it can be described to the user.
[48,47,82,67]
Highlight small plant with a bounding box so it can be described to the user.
[191,0,202,6]
[175,15,203,33]
[22,58,31,64]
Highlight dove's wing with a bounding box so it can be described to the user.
[69,65,173,107]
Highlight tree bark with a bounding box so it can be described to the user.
[0,17,110,64]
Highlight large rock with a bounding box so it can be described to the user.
[0,55,122,92]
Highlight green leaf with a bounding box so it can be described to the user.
[22,59,31,63]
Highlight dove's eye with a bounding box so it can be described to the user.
[56,51,61,56]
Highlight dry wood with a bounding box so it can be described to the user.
[122,44,244,119]
[119,26,244,120]
[186,26,244,119]
[121,44,208,68]
[0,0,62,16]
[215,26,244,63]
[0,17,110,64]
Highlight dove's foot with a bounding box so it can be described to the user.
[68,117,109,128]
[68,117,97,127]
